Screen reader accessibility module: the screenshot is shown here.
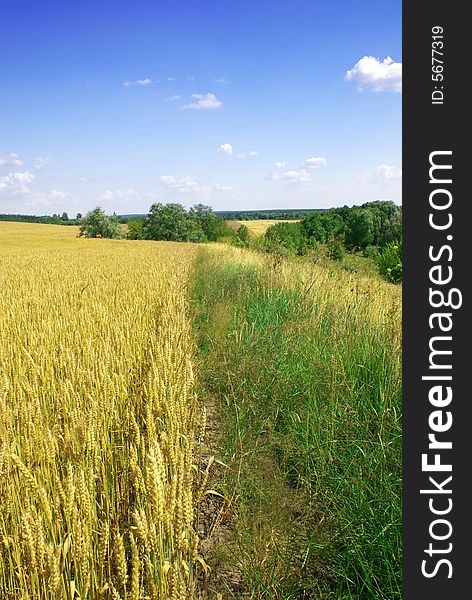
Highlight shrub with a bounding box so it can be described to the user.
[236,224,251,247]
[326,238,345,261]
[377,240,402,283]
[264,221,307,255]
[364,245,380,259]
[126,218,145,240]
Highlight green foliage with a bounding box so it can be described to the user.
[300,211,326,242]
[40,215,62,225]
[326,237,345,260]
[189,204,227,241]
[236,224,251,247]
[345,208,375,249]
[217,209,321,221]
[78,207,121,239]
[377,241,402,283]
[61,212,69,222]
[266,221,307,254]
[143,203,197,242]
[126,218,145,240]
[364,245,380,259]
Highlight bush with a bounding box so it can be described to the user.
[377,241,402,283]
[264,221,307,255]
[236,224,251,247]
[326,238,345,261]
[126,218,144,240]
[364,245,380,259]
[78,207,121,239]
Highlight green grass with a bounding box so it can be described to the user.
[191,246,402,599]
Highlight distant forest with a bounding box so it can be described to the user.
[215,208,324,220]
[0,208,326,225]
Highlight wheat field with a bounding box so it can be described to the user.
[0,223,205,599]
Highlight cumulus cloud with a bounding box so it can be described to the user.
[98,189,142,202]
[26,189,76,207]
[0,152,24,167]
[360,164,402,187]
[267,169,312,185]
[160,175,233,195]
[181,92,223,110]
[35,155,52,170]
[237,150,258,158]
[218,143,233,155]
[123,78,155,87]
[273,161,286,169]
[160,175,211,194]
[0,171,35,195]
[167,95,182,101]
[345,56,402,92]
[374,164,402,181]
[302,156,327,169]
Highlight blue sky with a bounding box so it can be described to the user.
[0,0,401,215]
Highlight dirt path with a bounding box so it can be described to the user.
[196,398,245,599]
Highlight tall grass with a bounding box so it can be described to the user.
[0,223,205,599]
[191,245,402,599]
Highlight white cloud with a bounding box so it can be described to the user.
[167,95,182,101]
[26,189,76,207]
[302,156,327,169]
[123,78,155,87]
[267,169,312,185]
[345,56,402,92]
[273,161,286,169]
[160,175,211,194]
[214,78,229,84]
[359,164,402,187]
[218,143,233,155]
[35,155,52,170]
[237,150,259,158]
[214,184,233,192]
[375,164,402,181]
[160,175,233,195]
[98,189,142,202]
[0,152,24,167]
[167,77,178,81]
[0,171,35,195]
[181,92,223,110]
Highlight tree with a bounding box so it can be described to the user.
[345,209,375,250]
[189,204,229,241]
[301,212,326,242]
[78,207,121,238]
[143,203,197,242]
[61,212,69,222]
[76,213,83,221]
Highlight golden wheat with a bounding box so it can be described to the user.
[0,222,206,599]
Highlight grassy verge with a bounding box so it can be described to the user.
[190,245,402,599]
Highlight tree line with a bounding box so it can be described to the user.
[263,201,402,282]
[0,212,82,225]
[78,204,247,244]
